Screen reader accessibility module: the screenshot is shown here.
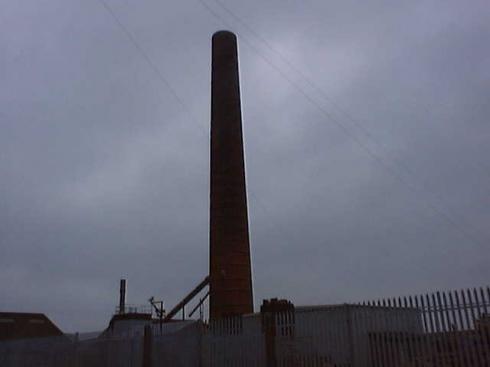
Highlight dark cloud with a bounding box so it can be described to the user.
[1,0,489,332]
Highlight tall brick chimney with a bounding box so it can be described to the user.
[209,31,253,319]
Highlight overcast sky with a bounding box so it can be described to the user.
[1,0,489,332]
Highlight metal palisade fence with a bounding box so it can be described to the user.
[361,287,490,367]
[0,286,488,366]
[203,286,490,367]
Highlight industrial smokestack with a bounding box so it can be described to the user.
[209,30,253,319]
[119,279,126,314]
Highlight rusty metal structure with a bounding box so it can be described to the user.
[209,30,254,319]
[164,276,209,322]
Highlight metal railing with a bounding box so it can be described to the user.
[114,304,152,315]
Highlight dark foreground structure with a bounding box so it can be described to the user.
[209,30,254,319]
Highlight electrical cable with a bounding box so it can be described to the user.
[196,0,488,249]
[211,0,490,194]
[97,0,208,136]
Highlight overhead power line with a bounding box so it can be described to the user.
[210,0,490,192]
[97,0,487,250]
[196,0,488,249]
[97,0,207,136]
[98,0,185,109]
[96,0,291,243]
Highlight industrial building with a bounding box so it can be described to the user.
[0,312,65,341]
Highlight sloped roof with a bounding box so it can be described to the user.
[0,312,64,341]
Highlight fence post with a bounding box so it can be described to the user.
[261,305,277,367]
[261,298,295,367]
[142,325,152,367]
